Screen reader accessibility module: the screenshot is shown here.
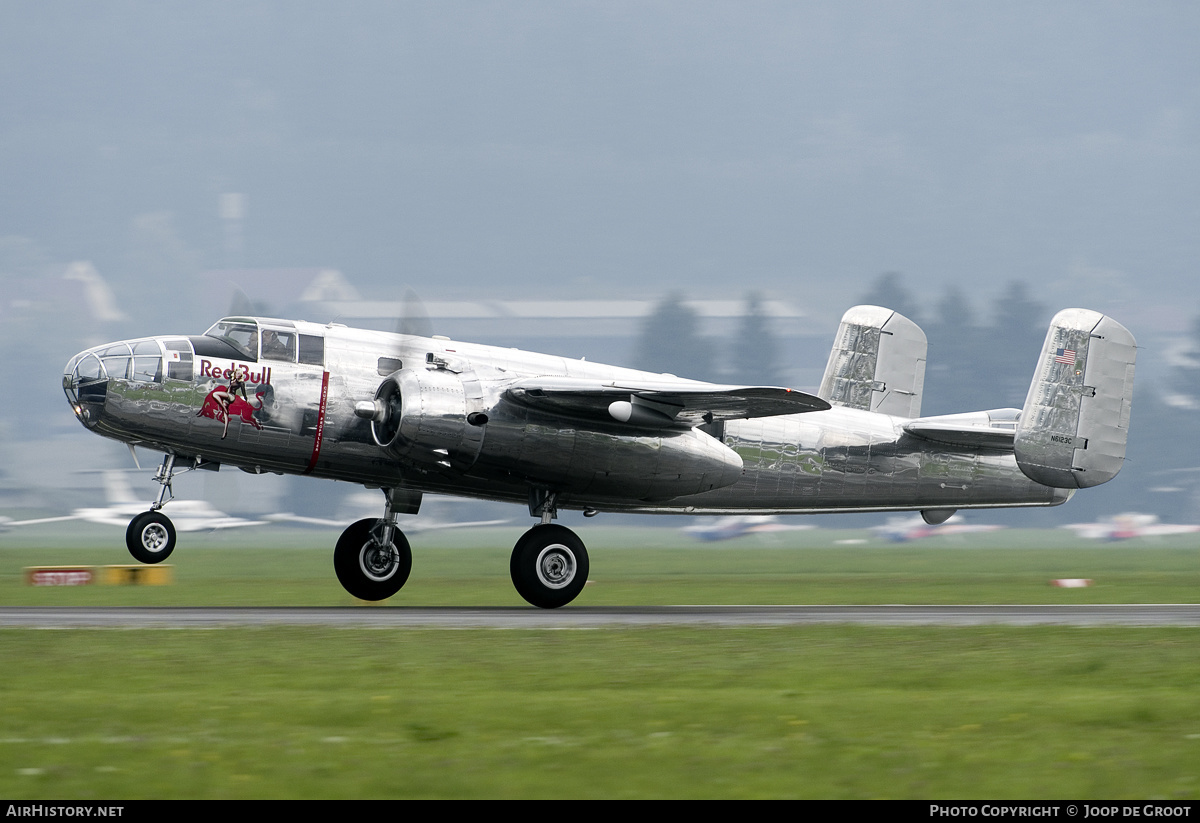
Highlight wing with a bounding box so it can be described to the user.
[505,376,830,428]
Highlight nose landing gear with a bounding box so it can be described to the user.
[125,453,181,564]
[126,510,177,564]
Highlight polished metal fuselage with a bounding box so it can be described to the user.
[65,321,1070,516]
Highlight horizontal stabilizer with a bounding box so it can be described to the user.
[903,409,1020,449]
[506,377,830,428]
[1014,309,1136,488]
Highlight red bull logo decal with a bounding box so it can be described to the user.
[198,360,272,385]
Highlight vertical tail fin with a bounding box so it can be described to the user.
[819,305,927,418]
[1014,309,1136,488]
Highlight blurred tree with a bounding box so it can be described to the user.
[730,292,780,385]
[923,285,984,415]
[934,285,974,334]
[859,271,923,325]
[992,281,1046,341]
[866,279,1049,414]
[988,281,1049,405]
[633,293,717,381]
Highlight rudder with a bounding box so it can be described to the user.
[1014,309,1136,488]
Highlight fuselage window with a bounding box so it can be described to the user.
[164,339,194,381]
[261,329,297,362]
[377,356,403,376]
[131,357,162,382]
[130,341,163,382]
[298,334,325,367]
[99,343,131,380]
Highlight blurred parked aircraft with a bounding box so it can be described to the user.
[1,472,266,533]
[682,515,813,542]
[266,492,508,533]
[873,514,1003,543]
[1061,513,1200,540]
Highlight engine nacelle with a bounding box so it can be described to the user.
[363,369,744,501]
[368,369,484,469]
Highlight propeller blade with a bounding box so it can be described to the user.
[396,288,433,338]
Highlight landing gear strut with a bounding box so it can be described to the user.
[333,488,414,601]
[511,491,590,609]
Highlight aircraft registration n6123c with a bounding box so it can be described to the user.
[63,305,1136,608]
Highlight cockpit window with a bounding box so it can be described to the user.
[261,328,297,362]
[164,339,193,381]
[67,353,109,401]
[204,320,259,361]
[98,343,131,380]
[74,353,105,382]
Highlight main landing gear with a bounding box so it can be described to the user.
[509,491,589,609]
[334,518,413,601]
[509,523,589,609]
[333,487,414,601]
[331,487,590,609]
[125,454,179,564]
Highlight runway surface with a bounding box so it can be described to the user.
[2,605,1200,628]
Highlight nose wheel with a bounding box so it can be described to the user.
[126,510,177,564]
[510,524,589,609]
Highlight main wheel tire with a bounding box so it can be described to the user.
[510,524,589,609]
[334,518,412,601]
[126,511,177,564]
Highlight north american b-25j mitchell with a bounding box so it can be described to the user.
[63,304,1136,608]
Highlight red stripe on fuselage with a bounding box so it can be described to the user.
[304,371,330,475]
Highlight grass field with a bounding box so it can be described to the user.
[4,525,1200,606]
[2,525,1199,798]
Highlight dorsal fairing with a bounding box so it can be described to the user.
[818,306,927,418]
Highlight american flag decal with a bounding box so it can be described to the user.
[1054,347,1076,365]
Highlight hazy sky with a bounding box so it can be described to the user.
[2,1,1197,328]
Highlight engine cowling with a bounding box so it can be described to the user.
[366,369,484,469]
